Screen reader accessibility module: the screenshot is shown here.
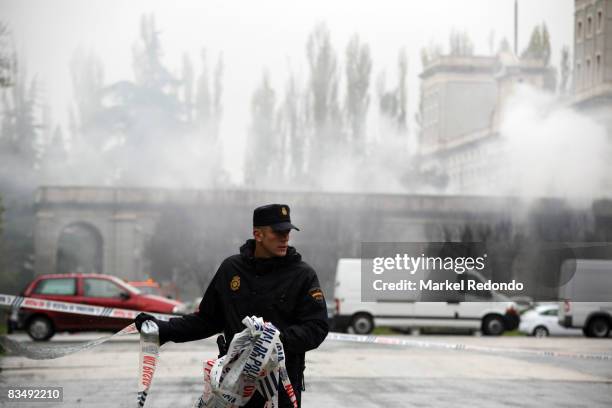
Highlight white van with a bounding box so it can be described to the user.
[332,258,519,335]
[558,259,612,338]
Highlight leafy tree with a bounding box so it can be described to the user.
[65,13,227,187]
[70,49,104,137]
[420,41,442,67]
[414,81,425,139]
[212,53,223,140]
[0,22,13,88]
[305,23,342,182]
[449,29,474,56]
[0,24,37,296]
[245,71,277,185]
[396,48,408,131]
[279,71,307,182]
[522,23,551,65]
[498,37,512,54]
[378,48,408,131]
[306,23,340,137]
[0,52,40,190]
[559,46,570,94]
[195,49,212,127]
[194,49,223,142]
[132,14,175,89]
[67,49,118,184]
[522,26,542,60]
[0,194,3,286]
[488,30,496,55]
[39,125,68,184]
[541,24,552,66]
[0,199,35,295]
[181,53,194,123]
[344,34,371,147]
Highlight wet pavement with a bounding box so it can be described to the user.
[1,332,611,407]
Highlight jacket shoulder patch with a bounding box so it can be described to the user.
[308,287,325,302]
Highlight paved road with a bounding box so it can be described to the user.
[1,332,611,407]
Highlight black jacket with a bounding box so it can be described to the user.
[157,239,329,392]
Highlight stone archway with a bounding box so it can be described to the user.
[56,222,104,274]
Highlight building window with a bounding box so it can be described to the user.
[596,54,601,79]
[586,58,591,85]
[577,20,583,40]
[597,10,603,32]
[587,15,593,36]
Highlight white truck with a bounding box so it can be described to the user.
[332,258,519,335]
[558,259,612,338]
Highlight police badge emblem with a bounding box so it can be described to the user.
[230,275,241,291]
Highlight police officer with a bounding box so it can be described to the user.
[134,204,329,407]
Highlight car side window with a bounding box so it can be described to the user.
[33,278,76,295]
[542,308,558,316]
[84,278,125,298]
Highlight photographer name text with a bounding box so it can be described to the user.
[372,278,524,292]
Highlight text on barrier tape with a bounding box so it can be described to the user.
[0,293,177,321]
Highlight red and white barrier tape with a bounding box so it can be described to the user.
[0,294,297,407]
[0,293,176,322]
[327,332,612,361]
[138,320,159,407]
[0,323,137,359]
[194,316,297,408]
[1,293,610,362]
[1,293,611,407]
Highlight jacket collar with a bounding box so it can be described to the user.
[239,239,301,266]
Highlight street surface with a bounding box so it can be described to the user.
[1,332,611,407]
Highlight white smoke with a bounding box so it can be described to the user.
[497,85,611,202]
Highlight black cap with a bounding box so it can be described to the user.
[253,204,300,231]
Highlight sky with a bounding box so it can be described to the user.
[2,0,575,182]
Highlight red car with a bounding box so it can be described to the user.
[9,273,186,341]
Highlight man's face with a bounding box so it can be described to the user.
[254,226,291,257]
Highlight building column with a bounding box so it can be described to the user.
[34,211,58,276]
